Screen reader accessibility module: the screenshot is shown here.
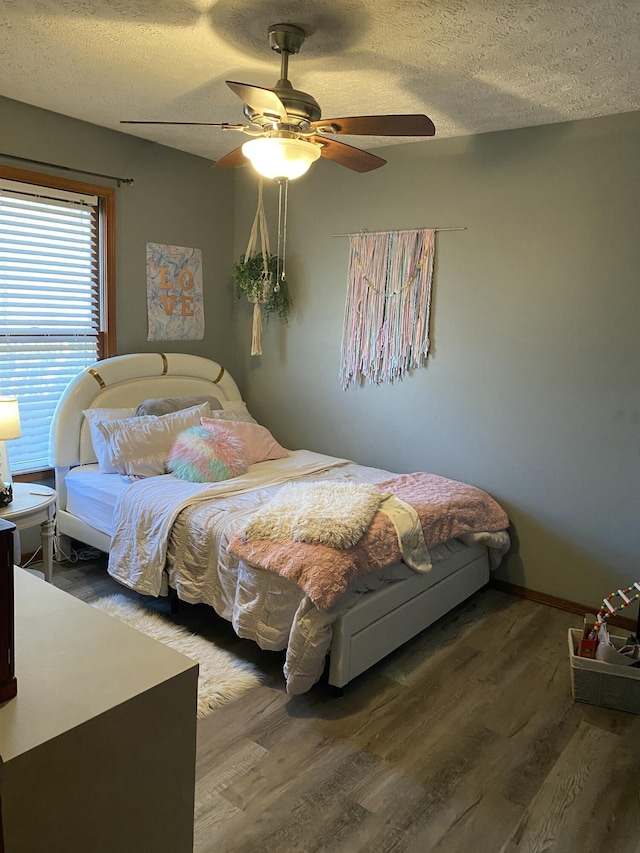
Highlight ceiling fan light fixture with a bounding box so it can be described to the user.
[241,136,321,180]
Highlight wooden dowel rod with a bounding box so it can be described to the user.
[332,227,466,237]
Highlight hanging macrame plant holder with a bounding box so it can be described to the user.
[243,180,272,356]
[234,179,291,355]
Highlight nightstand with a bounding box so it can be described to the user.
[0,483,56,583]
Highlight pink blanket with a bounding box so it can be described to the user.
[227,472,509,611]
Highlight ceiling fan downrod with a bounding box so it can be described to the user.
[268,23,305,87]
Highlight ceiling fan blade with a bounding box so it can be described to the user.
[315,137,386,173]
[226,81,288,121]
[312,114,435,137]
[212,146,248,169]
[120,120,244,128]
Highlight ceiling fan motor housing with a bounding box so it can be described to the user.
[243,89,321,127]
[274,84,321,124]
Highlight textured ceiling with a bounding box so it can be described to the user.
[0,0,638,162]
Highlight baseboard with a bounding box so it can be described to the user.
[489,578,637,634]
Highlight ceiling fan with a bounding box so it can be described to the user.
[122,23,436,179]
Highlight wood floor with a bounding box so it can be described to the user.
[52,554,640,853]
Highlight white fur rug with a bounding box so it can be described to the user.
[91,594,262,718]
[242,480,384,548]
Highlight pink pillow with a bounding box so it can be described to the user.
[200,417,289,465]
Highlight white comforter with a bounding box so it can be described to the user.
[108,450,507,694]
[108,451,348,595]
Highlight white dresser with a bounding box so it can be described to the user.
[0,569,198,853]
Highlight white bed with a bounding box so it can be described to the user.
[50,352,510,693]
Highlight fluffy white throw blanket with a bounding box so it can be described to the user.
[229,471,510,612]
[241,480,385,549]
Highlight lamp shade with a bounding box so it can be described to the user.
[242,137,322,180]
[0,396,21,440]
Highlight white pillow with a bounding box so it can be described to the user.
[95,403,212,479]
[207,409,257,425]
[221,400,257,419]
[82,407,137,473]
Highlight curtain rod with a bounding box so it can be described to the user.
[0,152,134,186]
[332,227,466,237]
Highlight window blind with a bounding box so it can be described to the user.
[0,181,101,473]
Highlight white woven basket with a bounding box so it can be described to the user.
[568,628,640,714]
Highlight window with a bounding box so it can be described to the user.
[0,166,115,473]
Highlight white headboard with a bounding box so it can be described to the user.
[49,352,243,469]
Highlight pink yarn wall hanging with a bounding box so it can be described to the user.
[340,228,436,389]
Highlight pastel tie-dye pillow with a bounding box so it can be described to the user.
[167,424,248,483]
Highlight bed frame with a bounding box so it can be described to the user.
[49,352,490,690]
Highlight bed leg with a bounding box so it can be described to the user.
[328,685,344,698]
[169,587,179,615]
[54,533,71,563]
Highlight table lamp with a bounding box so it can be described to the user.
[0,397,21,508]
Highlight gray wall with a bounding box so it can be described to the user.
[0,95,236,554]
[0,95,236,362]
[231,111,640,608]
[2,94,638,609]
